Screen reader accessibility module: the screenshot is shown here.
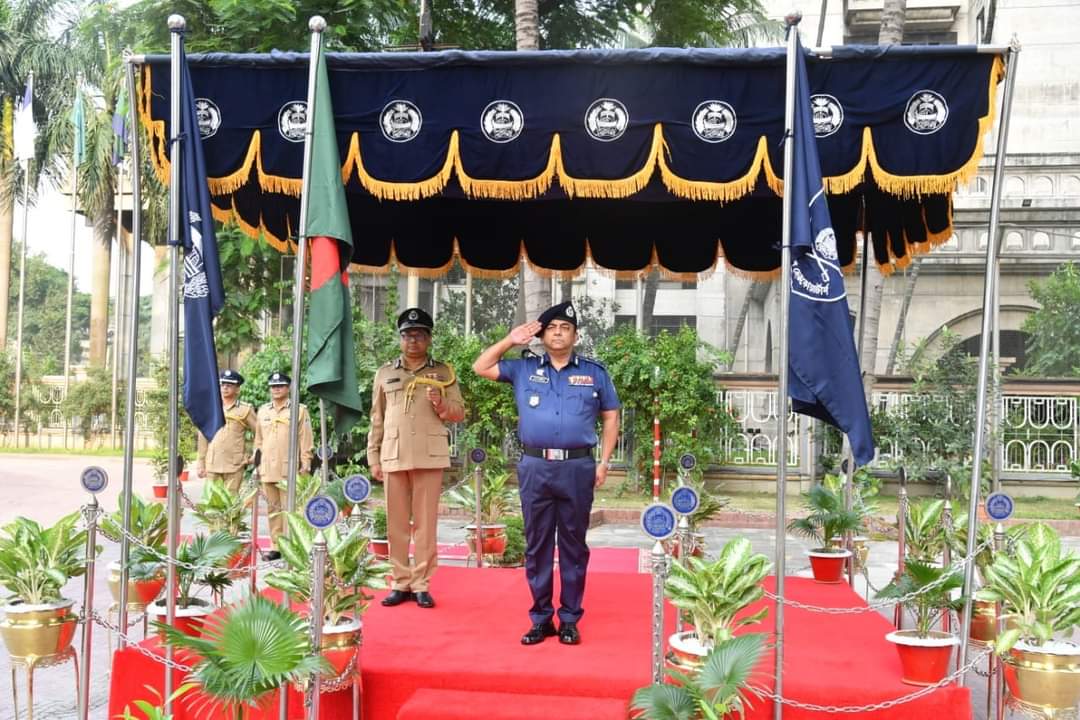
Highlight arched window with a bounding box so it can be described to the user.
[1032,176,1054,195]
[1062,176,1080,196]
[944,233,959,249]
[1005,176,1025,196]
[978,232,988,249]
[1032,231,1051,250]
[1005,231,1024,249]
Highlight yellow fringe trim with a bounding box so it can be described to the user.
[555,124,663,199]
[823,127,872,195]
[210,197,291,252]
[659,135,774,202]
[455,136,559,200]
[345,131,456,201]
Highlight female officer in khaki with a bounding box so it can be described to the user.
[368,308,465,609]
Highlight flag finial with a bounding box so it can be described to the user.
[785,10,802,26]
[168,14,186,31]
[309,15,327,32]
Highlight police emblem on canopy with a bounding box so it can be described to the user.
[481,101,524,143]
[381,100,423,143]
[691,101,736,143]
[278,101,308,143]
[810,94,843,138]
[194,99,221,139]
[584,99,629,142]
[904,90,949,135]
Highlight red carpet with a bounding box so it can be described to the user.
[109,565,971,720]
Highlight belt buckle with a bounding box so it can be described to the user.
[544,448,566,461]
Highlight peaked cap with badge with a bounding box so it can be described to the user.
[267,371,291,386]
[219,369,245,385]
[536,301,577,336]
[398,307,434,333]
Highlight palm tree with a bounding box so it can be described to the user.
[159,592,328,720]
[0,0,81,349]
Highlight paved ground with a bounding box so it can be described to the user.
[1,454,1077,719]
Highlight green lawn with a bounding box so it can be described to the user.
[0,446,156,458]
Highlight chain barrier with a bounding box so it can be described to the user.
[320,652,360,693]
[764,537,995,614]
[769,647,991,712]
[88,610,195,673]
[103,520,284,574]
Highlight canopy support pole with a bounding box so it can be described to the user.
[843,230,872,587]
[773,13,802,720]
[958,40,1020,674]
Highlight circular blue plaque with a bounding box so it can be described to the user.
[671,486,700,516]
[679,453,697,471]
[343,474,371,504]
[640,503,677,541]
[305,496,339,529]
[316,445,333,462]
[470,448,487,464]
[80,466,109,494]
[985,492,1015,522]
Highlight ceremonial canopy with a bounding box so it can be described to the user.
[138,46,1004,279]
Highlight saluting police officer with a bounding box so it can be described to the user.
[196,369,260,494]
[254,371,314,559]
[473,301,620,645]
[369,308,465,610]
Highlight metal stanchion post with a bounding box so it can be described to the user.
[894,467,908,630]
[993,523,1006,720]
[309,530,327,720]
[941,474,952,634]
[650,540,667,685]
[249,449,262,595]
[79,496,98,720]
[474,463,484,569]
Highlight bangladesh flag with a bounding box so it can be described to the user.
[304,46,363,435]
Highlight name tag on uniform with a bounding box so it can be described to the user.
[528,374,549,384]
[568,375,594,386]
[384,377,401,384]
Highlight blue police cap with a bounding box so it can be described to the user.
[536,301,577,336]
[219,369,244,385]
[398,307,434,332]
[267,371,291,386]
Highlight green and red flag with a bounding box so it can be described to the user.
[304,46,363,435]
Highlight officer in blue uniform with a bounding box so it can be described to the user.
[473,301,620,646]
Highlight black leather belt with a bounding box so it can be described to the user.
[522,447,593,461]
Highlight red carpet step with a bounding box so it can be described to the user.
[396,689,628,720]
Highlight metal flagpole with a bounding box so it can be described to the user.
[283,17,327,720]
[464,272,473,337]
[773,14,802,719]
[990,267,1002,493]
[163,16,186,708]
[842,231,872,587]
[958,41,1020,673]
[13,160,32,448]
[63,75,82,450]
[111,162,125,448]
[117,52,145,646]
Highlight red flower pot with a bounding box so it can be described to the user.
[807,549,851,583]
[147,600,211,639]
[887,630,958,686]
[178,470,189,482]
[152,483,168,499]
[369,539,389,559]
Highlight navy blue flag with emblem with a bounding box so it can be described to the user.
[176,44,225,440]
[787,36,874,467]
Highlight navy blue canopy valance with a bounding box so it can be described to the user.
[138,46,1004,278]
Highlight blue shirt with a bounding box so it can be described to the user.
[497,352,620,449]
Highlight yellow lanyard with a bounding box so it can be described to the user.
[403,364,456,413]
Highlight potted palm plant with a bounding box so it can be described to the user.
[876,560,964,685]
[904,499,948,564]
[367,506,389,559]
[664,537,772,670]
[160,593,327,720]
[446,471,517,558]
[787,484,860,583]
[631,633,767,719]
[0,513,89,664]
[264,512,392,683]
[146,531,241,638]
[976,523,1080,714]
[103,494,168,612]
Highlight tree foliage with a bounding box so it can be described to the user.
[213,224,287,362]
[1023,261,1080,378]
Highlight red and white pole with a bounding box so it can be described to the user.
[652,367,661,502]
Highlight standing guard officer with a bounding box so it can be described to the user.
[254,371,314,560]
[473,301,620,645]
[196,369,260,494]
[369,308,465,609]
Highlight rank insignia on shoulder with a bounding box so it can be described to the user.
[568,375,595,386]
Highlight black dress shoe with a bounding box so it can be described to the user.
[559,622,581,645]
[262,550,281,561]
[521,621,558,645]
[414,591,435,608]
[381,590,413,607]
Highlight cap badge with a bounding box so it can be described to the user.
[408,310,419,320]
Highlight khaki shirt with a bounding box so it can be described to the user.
[367,357,465,472]
[196,400,260,473]
[254,400,314,484]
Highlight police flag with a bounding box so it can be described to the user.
[787,37,875,467]
[177,44,225,440]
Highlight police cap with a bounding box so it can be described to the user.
[219,369,244,385]
[398,307,434,333]
[536,301,577,337]
[267,371,291,386]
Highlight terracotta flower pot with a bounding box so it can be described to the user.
[369,538,389,559]
[1003,640,1080,713]
[152,483,168,499]
[465,524,507,557]
[107,561,166,610]
[178,470,190,482]
[147,599,212,639]
[807,549,851,583]
[0,599,78,663]
[886,630,958,686]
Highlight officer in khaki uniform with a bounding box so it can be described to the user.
[369,308,465,609]
[254,371,314,557]
[196,369,260,494]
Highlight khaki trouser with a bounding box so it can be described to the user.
[208,469,246,495]
[261,480,286,548]
[385,468,443,592]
